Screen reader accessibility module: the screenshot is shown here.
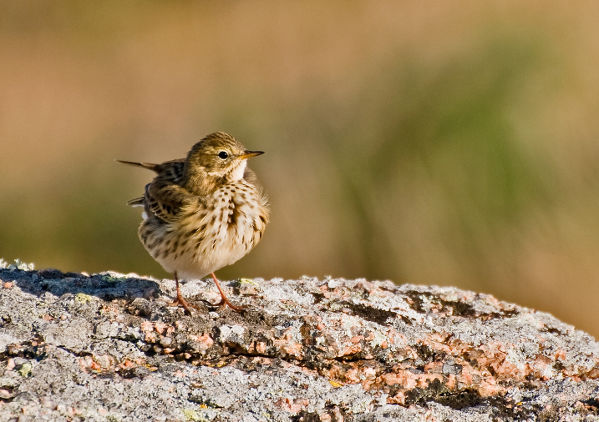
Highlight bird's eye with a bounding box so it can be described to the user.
[218,151,229,159]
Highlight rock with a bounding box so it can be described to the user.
[0,261,598,421]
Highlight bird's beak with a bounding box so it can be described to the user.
[238,150,264,160]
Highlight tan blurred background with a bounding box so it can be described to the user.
[1,1,599,336]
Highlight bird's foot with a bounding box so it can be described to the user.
[208,296,245,312]
[169,293,200,315]
[208,273,245,312]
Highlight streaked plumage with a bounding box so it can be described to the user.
[119,132,270,312]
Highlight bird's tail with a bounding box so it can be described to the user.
[117,159,153,207]
[126,197,145,207]
[116,159,160,172]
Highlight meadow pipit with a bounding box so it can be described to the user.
[118,132,270,313]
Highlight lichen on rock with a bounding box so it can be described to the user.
[1,263,598,421]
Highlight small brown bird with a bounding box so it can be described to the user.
[118,132,270,313]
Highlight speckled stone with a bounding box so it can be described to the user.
[0,261,598,421]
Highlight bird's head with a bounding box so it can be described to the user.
[184,132,263,192]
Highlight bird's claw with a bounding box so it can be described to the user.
[169,294,201,315]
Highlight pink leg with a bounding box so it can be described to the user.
[168,272,197,314]
[211,272,244,311]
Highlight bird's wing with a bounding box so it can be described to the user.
[155,159,186,184]
[121,158,187,209]
[144,179,191,224]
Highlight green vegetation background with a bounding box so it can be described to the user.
[2,2,599,336]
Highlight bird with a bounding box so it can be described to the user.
[118,131,270,313]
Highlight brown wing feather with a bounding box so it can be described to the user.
[119,158,187,210]
[144,182,188,223]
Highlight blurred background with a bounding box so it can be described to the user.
[1,1,599,336]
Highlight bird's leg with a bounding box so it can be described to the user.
[169,271,197,314]
[210,272,244,311]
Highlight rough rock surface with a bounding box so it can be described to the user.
[1,260,598,421]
